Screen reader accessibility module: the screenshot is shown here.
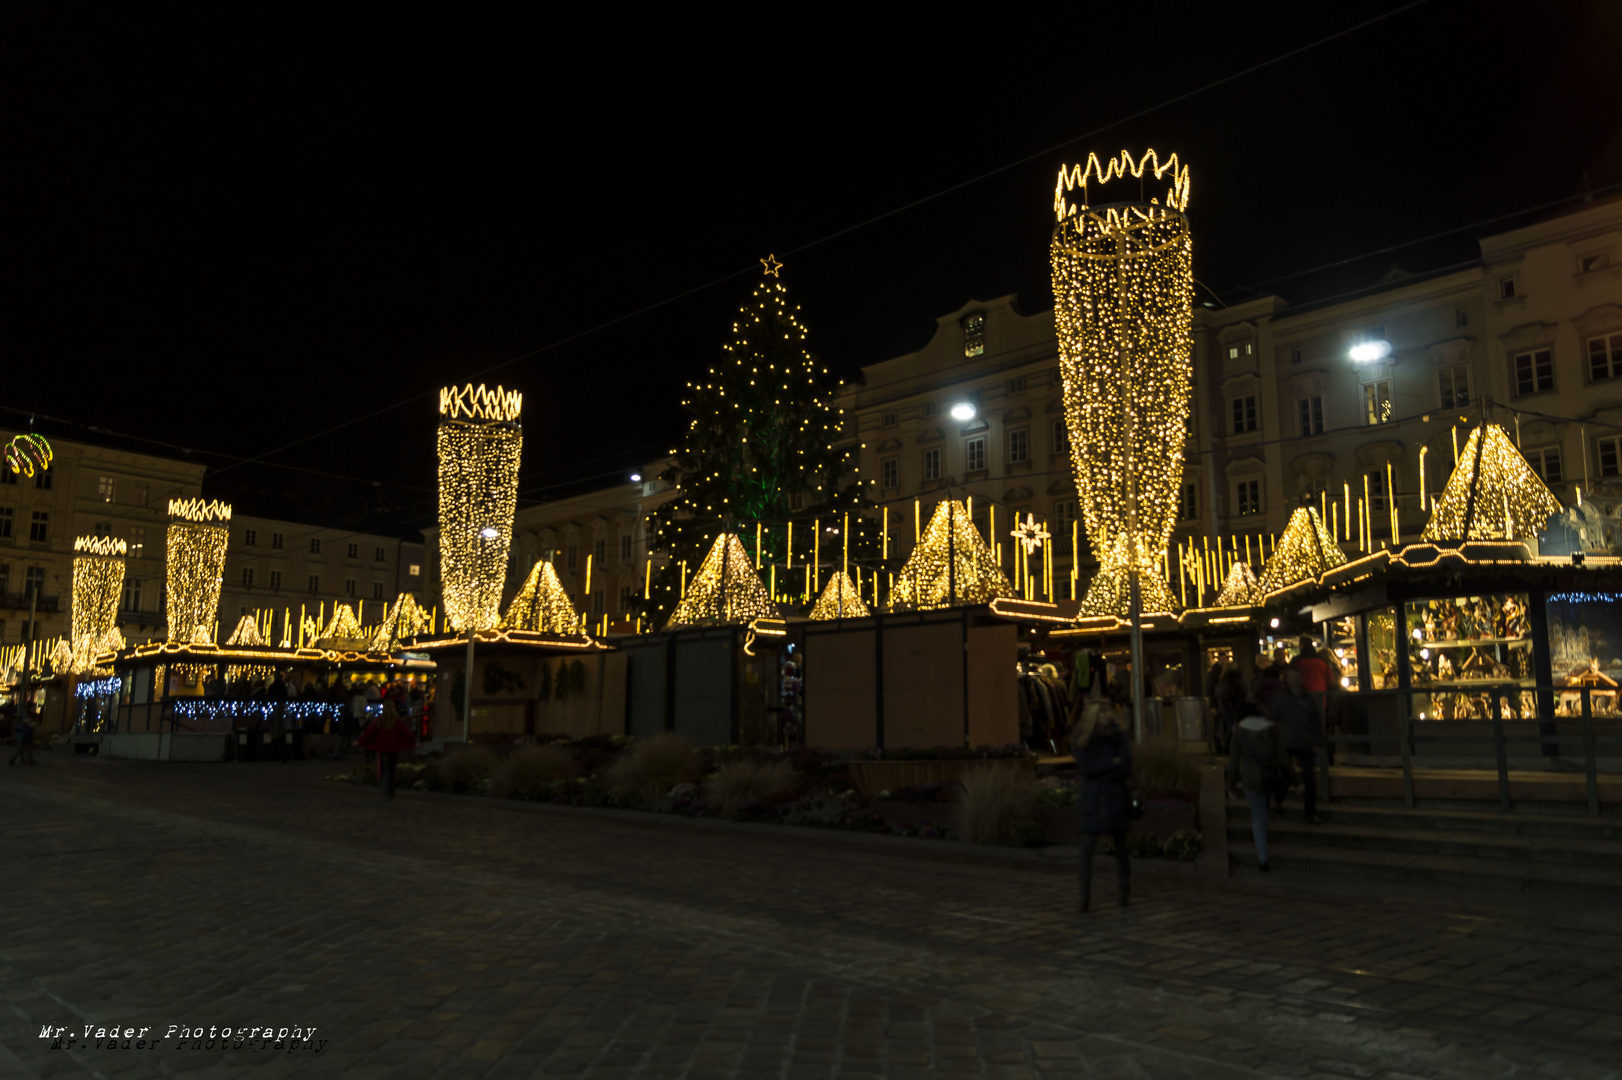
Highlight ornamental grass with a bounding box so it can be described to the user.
[957,764,1040,846]
[600,733,702,797]
[704,760,799,818]
[437,745,502,788]
[1131,732,1201,795]
[493,744,579,799]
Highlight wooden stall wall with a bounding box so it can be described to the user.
[802,625,877,750]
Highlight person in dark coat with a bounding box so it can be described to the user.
[1073,699,1133,912]
[1214,665,1247,756]
[1226,701,1294,872]
[1271,668,1327,823]
[358,701,416,799]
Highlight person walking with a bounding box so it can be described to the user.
[1073,699,1133,912]
[1214,664,1247,756]
[8,709,34,765]
[358,700,416,799]
[1289,638,1330,694]
[334,680,366,761]
[1227,701,1294,872]
[1272,668,1327,824]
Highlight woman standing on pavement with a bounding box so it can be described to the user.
[1226,701,1294,872]
[1073,699,1133,912]
[358,700,416,799]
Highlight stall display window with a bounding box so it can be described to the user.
[1325,617,1360,691]
[1369,608,1399,690]
[1406,594,1533,720]
[1547,591,1622,717]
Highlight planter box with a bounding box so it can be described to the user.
[846,757,1035,797]
[873,801,960,833]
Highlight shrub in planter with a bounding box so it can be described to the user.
[780,791,858,828]
[705,760,800,818]
[958,764,1040,845]
[439,745,501,793]
[601,734,703,797]
[1126,833,1165,858]
[493,744,579,799]
[1162,829,1204,861]
[1131,733,1201,797]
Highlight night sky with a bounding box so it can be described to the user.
[6,2,1620,538]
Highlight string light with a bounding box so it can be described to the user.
[666,533,778,627]
[4,433,52,477]
[437,383,522,632]
[809,570,870,620]
[1257,506,1347,595]
[1010,513,1050,556]
[500,559,581,633]
[1214,560,1264,607]
[892,499,1013,610]
[70,535,125,673]
[1051,149,1193,618]
[167,499,231,644]
[322,603,365,641]
[368,593,433,651]
[1422,422,1561,542]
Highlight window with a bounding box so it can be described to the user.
[881,457,899,490]
[962,313,985,357]
[591,590,605,615]
[310,538,322,554]
[269,570,281,590]
[593,539,606,563]
[1297,396,1324,436]
[1363,381,1392,425]
[1179,482,1198,521]
[1007,375,1026,395]
[372,581,385,599]
[1231,396,1258,433]
[25,566,44,597]
[133,483,147,507]
[1290,346,1303,365]
[1236,480,1261,516]
[972,508,989,539]
[244,528,257,546]
[1438,366,1470,409]
[566,545,578,570]
[1053,499,1077,535]
[347,542,358,559]
[308,575,320,594]
[241,568,254,587]
[122,578,141,613]
[344,579,356,597]
[376,546,387,562]
[35,471,50,490]
[1368,471,1387,514]
[1500,277,1517,300]
[1052,419,1070,456]
[28,511,47,543]
[271,532,283,549]
[965,437,986,472]
[128,526,144,558]
[881,411,897,428]
[619,585,635,612]
[1527,446,1563,484]
[0,507,11,539]
[1007,428,1029,464]
[97,476,115,501]
[922,401,940,417]
[620,535,632,560]
[1456,309,1470,327]
[408,564,420,577]
[1581,254,1605,273]
[1599,436,1621,479]
[1513,349,1554,395]
[0,470,13,485]
[1227,346,1239,359]
[922,447,942,481]
[1588,334,1622,381]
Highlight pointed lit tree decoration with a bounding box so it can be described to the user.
[892,499,1014,610]
[1257,507,1347,595]
[500,559,581,632]
[368,593,433,652]
[438,384,523,632]
[70,535,126,673]
[1422,421,1561,542]
[1050,150,1192,618]
[226,614,267,646]
[809,570,870,620]
[666,533,778,628]
[323,603,365,642]
[1213,559,1264,607]
[166,499,231,643]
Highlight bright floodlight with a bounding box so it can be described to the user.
[949,402,977,421]
[1349,340,1391,363]
[479,526,499,539]
[629,473,641,482]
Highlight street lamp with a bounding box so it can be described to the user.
[1349,340,1391,363]
[629,473,641,483]
[949,402,977,421]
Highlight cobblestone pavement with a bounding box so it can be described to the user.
[3,753,1622,1079]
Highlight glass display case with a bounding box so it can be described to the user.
[1406,594,1533,720]
[1547,591,1622,717]
[1368,607,1399,690]
[1324,617,1360,691]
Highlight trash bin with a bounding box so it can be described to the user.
[1174,696,1209,743]
[235,728,257,761]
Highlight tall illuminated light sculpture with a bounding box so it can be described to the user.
[437,383,523,740]
[166,499,232,644]
[70,535,126,673]
[1051,150,1192,736]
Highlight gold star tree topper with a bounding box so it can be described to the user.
[760,254,783,277]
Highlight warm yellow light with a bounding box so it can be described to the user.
[70,536,125,672]
[500,559,581,633]
[667,533,778,627]
[1257,507,1347,594]
[809,570,870,620]
[166,501,231,644]
[437,383,522,632]
[1422,422,1561,541]
[892,499,1014,610]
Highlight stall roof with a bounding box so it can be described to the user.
[406,628,608,653]
[107,641,420,669]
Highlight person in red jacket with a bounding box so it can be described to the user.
[1289,637,1331,694]
[358,700,416,799]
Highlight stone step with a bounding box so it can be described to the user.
[1226,839,1622,901]
[1223,800,1622,839]
[1225,816,1622,868]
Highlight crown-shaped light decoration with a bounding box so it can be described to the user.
[1257,507,1347,595]
[1213,559,1264,607]
[1054,149,1189,219]
[4,433,52,477]
[808,570,870,620]
[168,498,233,523]
[74,535,128,557]
[1422,422,1562,542]
[500,559,581,633]
[439,383,523,422]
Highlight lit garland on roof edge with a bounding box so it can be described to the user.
[438,384,522,633]
[666,533,779,628]
[809,569,870,620]
[1421,421,1561,542]
[892,500,1013,610]
[166,499,231,644]
[1050,150,1192,618]
[1257,507,1346,594]
[1213,559,1264,607]
[500,559,581,633]
[70,535,126,673]
[369,593,434,652]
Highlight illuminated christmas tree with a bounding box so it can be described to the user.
[808,569,870,620]
[892,500,1014,610]
[1214,559,1264,607]
[667,532,778,627]
[225,614,267,646]
[1257,507,1346,595]
[643,259,874,626]
[323,603,364,641]
[1422,422,1561,542]
[500,559,581,632]
[368,593,433,651]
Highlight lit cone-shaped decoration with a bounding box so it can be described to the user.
[892,500,1014,610]
[667,533,778,628]
[166,499,231,644]
[1257,507,1347,595]
[437,384,523,632]
[1050,151,1192,618]
[225,614,267,646]
[49,639,73,675]
[1214,560,1264,607]
[323,603,364,642]
[501,559,581,632]
[70,535,126,673]
[369,593,433,651]
[809,570,870,620]
[1422,422,1561,542]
